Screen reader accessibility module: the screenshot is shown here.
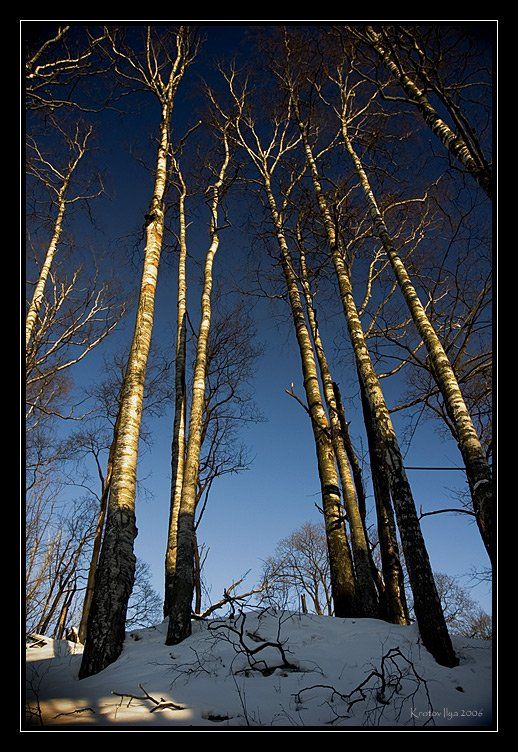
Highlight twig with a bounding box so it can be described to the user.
[53,707,95,719]
[111,683,186,713]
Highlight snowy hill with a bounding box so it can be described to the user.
[26,610,492,728]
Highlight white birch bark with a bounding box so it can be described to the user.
[166,132,232,645]
[26,195,66,351]
[341,124,493,563]
[293,101,457,666]
[164,165,188,616]
[297,244,379,617]
[79,106,172,678]
[363,25,492,199]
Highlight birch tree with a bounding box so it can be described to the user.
[165,118,233,645]
[25,24,107,112]
[292,197,410,625]
[348,25,493,199]
[276,35,457,666]
[209,71,357,625]
[163,145,189,617]
[26,121,99,354]
[294,228,379,616]
[79,26,196,678]
[323,63,493,563]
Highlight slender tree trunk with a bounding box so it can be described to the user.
[332,380,387,611]
[25,193,66,354]
[342,128,493,563]
[332,383,367,524]
[55,583,76,640]
[166,134,231,646]
[362,25,492,199]
[37,540,85,636]
[295,108,457,665]
[311,592,324,616]
[262,180,356,619]
[297,244,379,617]
[358,375,409,625]
[193,534,202,615]
[78,423,119,643]
[301,593,308,614]
[79,107,171,678]
[164,175,188,616]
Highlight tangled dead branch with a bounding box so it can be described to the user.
[292,646,435,726]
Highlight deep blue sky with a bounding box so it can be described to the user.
[25,23,493,613]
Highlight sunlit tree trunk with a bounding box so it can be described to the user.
[164,168,188,616]
[342,127,493,564]
[79,105,172,678]
[262,180,356,619]
[55,583,76,640]
[25,194,66,353]
[26,124,95,358]
[297,242,379,617]
[166,132,231,646]
[362,25,492,199]
[294,105,457,666]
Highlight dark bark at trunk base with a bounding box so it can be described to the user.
[78,509,137,679]
[165,512,195,645]
[387,461,458,667]
[358,376,409,626]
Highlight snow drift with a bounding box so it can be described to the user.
[26,610,492,728]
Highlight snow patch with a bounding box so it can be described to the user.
[26,612,492,728]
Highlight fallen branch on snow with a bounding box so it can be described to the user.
[112,683,186,713]
[53,707,95,719]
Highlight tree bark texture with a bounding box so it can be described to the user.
[332,380,388,611]
[297,244,379,617]
[79,106,171,678]
[78,416,119,644]
[263,180,357,619]
[363,25,492,199]
[358,376,409,625]
[295,107,457,665]
[25,194,66,355]
[342,127,493,564]
[166,133,231,646]
[164,171,188,616]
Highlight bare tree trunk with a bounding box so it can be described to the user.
[79,106,171,678]
[193,533,202,616]
[342,128,493,563]
[78,421,118,643]
[164,169,188,617]
[297,243,379,617]
[26,195,66,353]
[332,380,388,611]
[263,180,356,619]
[26,124,95,355]
[301,593,308,614]
[295,107,457,666]
[55,583,76,640]
[166,133,231,646]
[361,25,492,199]
[358,375,409,625]
[37,537,86,636]
[331,383,367,524]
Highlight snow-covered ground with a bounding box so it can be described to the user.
[25,610,492,728]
